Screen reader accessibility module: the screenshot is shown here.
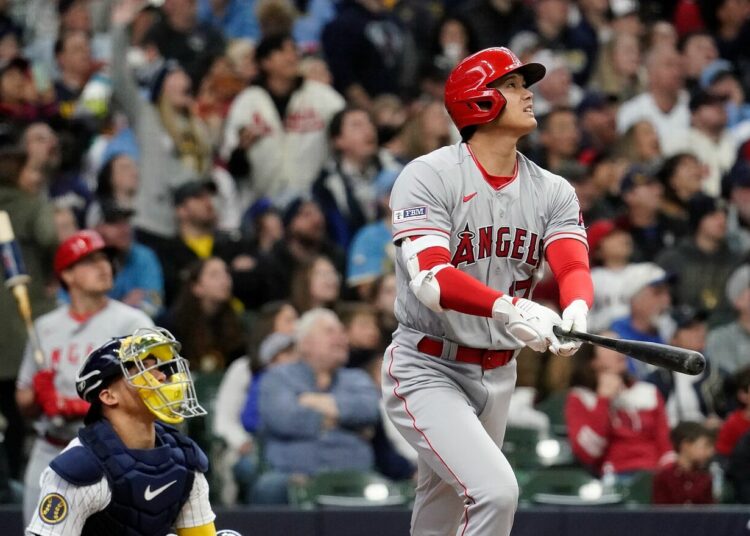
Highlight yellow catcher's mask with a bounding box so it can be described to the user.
[118,328,206,424]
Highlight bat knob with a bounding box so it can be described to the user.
[684,352,706,376]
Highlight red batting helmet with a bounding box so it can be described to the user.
[54,230,107,277]
[444,47,546,133]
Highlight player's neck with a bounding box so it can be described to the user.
[467,135,517,176]
[69,293,108,319]
[110,414,156,450]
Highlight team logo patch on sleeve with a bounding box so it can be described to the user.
[39,493,68,524]
[393,206,428,224]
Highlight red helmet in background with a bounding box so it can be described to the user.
[444,47,546,133]
[54,230,107,277]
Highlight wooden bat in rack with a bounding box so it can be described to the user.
[0,211,46,367]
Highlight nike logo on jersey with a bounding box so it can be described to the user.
[462,192,478,203]
[144,480,177,501]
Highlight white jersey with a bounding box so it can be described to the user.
[17,300,154,441]
[25,439,215,536]
[589,264,641,332]
[390,142,587,349]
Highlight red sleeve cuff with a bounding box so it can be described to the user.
[545,238,593,309]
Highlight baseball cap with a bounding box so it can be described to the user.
[725,264,750,304]
[620,166,658,193]
[576,92,617,116]
[623,262,675,301]
[258,332,296,367]
[727,161,750,190]
[172,179,217,206]
[586,219,626,252]
[699,59,735,89]
[689,90,727,113]
[671,305,708,330]
[100,201,135,223]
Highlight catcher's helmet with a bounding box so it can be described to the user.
[53,229,107,277]
[444,47,546,134]
[76,328,206,424]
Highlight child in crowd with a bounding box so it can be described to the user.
[652,421,715,504]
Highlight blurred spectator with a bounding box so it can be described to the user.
[657,153,705,238]
[673,90,737,197]
[534,106,580,173]
[338,301,383,359]
[610,263,673,378]
[614,120,663,168]
[110,3,213,240]
[369,271,397,344]
[53,30,98,116]
[576,0,611,42]
[700,59,750,131]
[157,257,246,371]
[656,195,741,314]
[528,50,583,117]
[587,219,636,332]
[396,99,452,162]
[716,366,750,461]
[290,254,341,313]
[701,0,750,87]
[15,230,153,524]
[195,55,249,148]
[90,152,139,221]
[312,107,401,248]
[590,31,643,102]
[565,331,675,476]
[728,428,750,503]
[426,15,476,76]
[577,92,618,157]
[614,166,678,262]
[321,0,417,108]
[678,31,719,93]
[233,331,298,503]
[0,147,58,478]
[246,198,345,308]
[583,153,628,222]
[705,263,750,375]
[93,202,165,318]
[242,199,284,255]
[524,0,598,85]
[454,0,532,51]
[157,179,256,307]
[143,0,226,87]
[647,20,678,49]
[254,308,380,504]
[299,54,332,85]
[726,162,750,254]
[255,0,296,38]
[225,38,257,85]
[648,306,726,427]
[346,169,397,299]
[652,421,715,504]
[609,0,644,37]
[0,56,57,124]
[222,33,345,202]
[246,300,299,366]
[617,45,689,156]
[197,0,258,39]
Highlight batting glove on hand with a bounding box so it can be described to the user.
[555,299,589,357]
[492,296,563,353]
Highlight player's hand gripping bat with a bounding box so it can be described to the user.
[553,325,705,375]
[0,211,46,367]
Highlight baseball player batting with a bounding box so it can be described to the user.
[381,47,593,536]
[26,327,215,536]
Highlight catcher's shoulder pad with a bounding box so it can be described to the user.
[50,445,104,486]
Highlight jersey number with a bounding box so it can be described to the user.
[508,275,533,299]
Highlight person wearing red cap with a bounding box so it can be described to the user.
[15,229,153,526]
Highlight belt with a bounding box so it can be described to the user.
[417,337,514,370]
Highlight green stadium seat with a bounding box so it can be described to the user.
[536,390,569,437]
[617,470,654,505]
[289,470,413,509]
[519,467,623,506]
[502,426,575,469]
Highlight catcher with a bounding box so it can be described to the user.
[25,327,216,536]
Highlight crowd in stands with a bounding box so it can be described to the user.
[0,0,749,510]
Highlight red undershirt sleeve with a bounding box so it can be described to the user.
[545,238,594,310]
[415,244,505,317]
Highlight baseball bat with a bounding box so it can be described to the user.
[0,211,46,367]
[553,325,706,376]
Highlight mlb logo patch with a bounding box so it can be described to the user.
[393,206,428,224]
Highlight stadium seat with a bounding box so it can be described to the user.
[519,467,623,506]
[288,470,413,509]
[617,470,654,505]
[502,426,575,469]
[536,390,569,437]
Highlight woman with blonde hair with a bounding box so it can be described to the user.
[590,32,644,102]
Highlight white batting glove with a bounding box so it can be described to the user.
[492,295,563,353]
[555,299,589,357]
